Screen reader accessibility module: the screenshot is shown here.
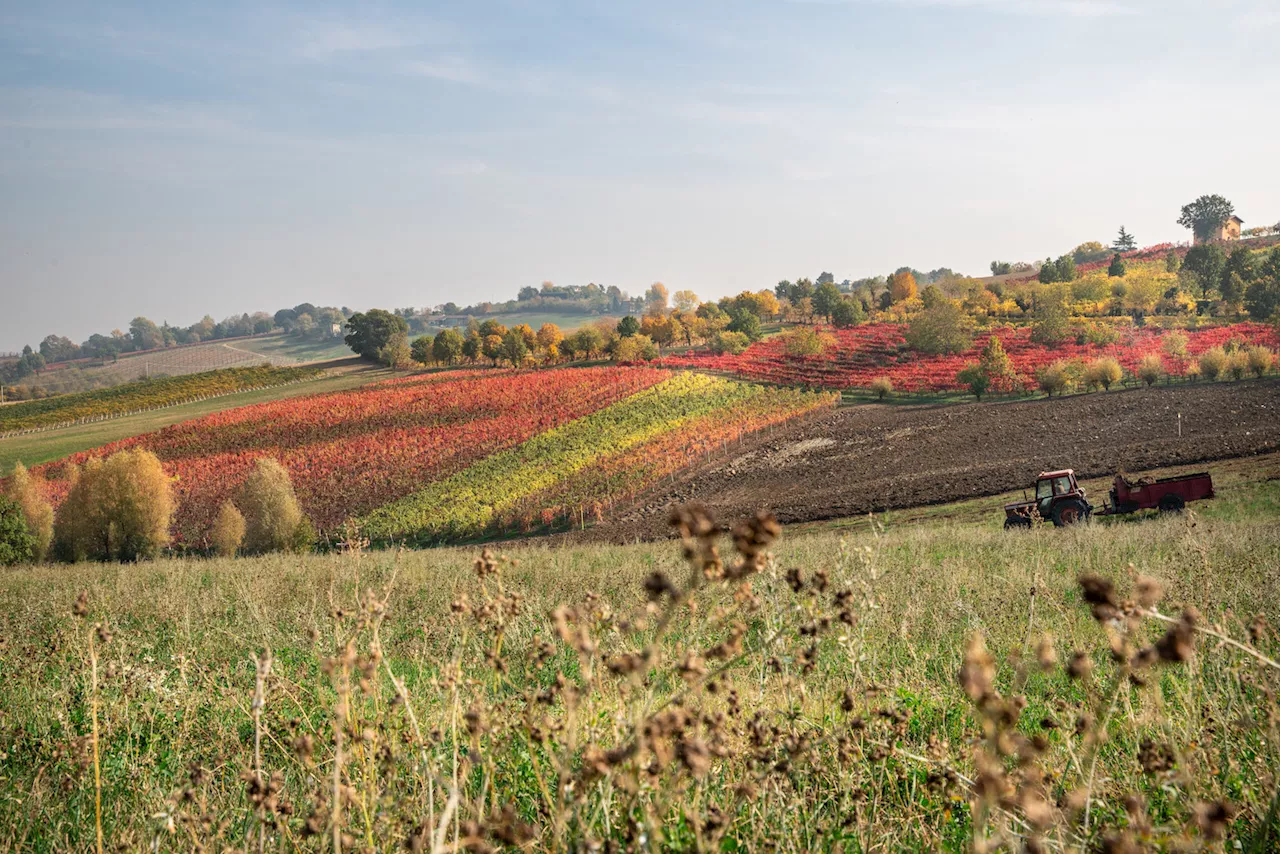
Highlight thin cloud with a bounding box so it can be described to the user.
[789,0,1136,16]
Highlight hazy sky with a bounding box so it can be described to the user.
[2,0,1278,351]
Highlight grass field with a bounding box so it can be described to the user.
[2,461,1277,851]
[0,362,391,474]
[234,335,356,364]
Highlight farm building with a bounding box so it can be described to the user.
[1196,215,1244,244]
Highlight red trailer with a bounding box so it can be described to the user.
[1099,471,1214,515]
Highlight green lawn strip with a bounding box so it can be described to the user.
[361,373,771,543]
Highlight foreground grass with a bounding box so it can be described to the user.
[1,483,1278,851]
[0,364,392,474]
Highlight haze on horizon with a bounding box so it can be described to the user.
[1,0,1277,352]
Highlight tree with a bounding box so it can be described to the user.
[978,335,1016,391]
[957,364,990,400]
[1177,194,1235,242]
[566,327,605,360]
[7,462,53,561]
[1181,244,1227,298]
[830,298,863,329]
[1247,346,1275,378]
[1035,361,1072,397]
[612,334,658,363]
[236,458,306,554]
[1072,242,1110,265]
[379,332,413,369]
[499,330,530,366]
[53,449,174,562]
[754,290,781,319]
[905,300,973,355]
[726,311,762,341]
[813,282,843,321]
[1165,251,1181,273]
[1136,354,1163,387]
[535,323,564,360]
[1030,284,1072,345]
[1086,357,1123,391]
[410,336,433,366]
[870,377,893,400]
[1198,347,1227,380]
[709,331,750,355]
[1107,254,1126,278]
[432,328,465,365]
[672,290,699,313]
[782,327,834,357]
[888,271,918,303]
[128,317,165,351]
[1113,226,1137,252]
[617,315,641,338]
[990,261,1012,276]
[645,283,669,312]
[1220,248,1256,305]
[344,309,409,359]
[0,496,34,566]
[477,319,508,339]
[210,501,246,557]
[462,332,483,363]
[481,334,504,364]
[39,335,80,363]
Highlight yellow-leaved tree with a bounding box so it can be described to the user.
[236,458,311,554]
[7,462,54,561]
[53,449,174,562]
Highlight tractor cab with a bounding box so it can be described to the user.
[1004,469,1092,529]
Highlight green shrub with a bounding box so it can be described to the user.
[0,496,35,566]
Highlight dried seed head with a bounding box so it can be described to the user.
[1153,608,1198,663]
[73,591,90,618]
[1078,574,1119,622]
[958,633,996,704]
[1193,800,1235,840]
[1133,574,1164,609]
[1066,650,1092,681]
[1034,634,1057,672]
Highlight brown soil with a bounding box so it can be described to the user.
[590,378,1280,542]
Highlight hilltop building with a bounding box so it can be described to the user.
[1196,215,1244,244]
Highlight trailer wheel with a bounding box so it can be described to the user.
[1051,499,1090,527]
[1158,494,1186,514]
[1004,516,1032,531]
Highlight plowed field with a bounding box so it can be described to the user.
[594,378,1280,541]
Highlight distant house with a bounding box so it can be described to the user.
[1197,215,1244,244]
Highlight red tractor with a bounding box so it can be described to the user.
[1003,469,1092,529]
[1004,468,1214,529]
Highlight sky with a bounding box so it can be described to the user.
[1,0,1278,351]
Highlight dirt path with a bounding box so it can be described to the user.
[587,378,1280,542]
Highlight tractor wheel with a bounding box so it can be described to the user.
[1158,494,1186,514]
[1051,499,1090,527]
[1004,516,1033,531]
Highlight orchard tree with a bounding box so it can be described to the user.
[617,315,641,338]
[645,283,669,312]
[978,335,1016,390]
[1177,194,1235,242]
[672,290,699,312]
[957,364,990,400]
